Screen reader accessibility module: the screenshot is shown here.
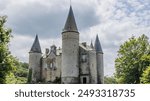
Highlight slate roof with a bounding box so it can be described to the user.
[63,6,78,32]
[90,41,94,49]
[30,35,42,53]
[94,35,103,53]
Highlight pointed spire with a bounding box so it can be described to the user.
[90,40,94,49]
[30,35,42,53]
[95,35,103,53]
[63,6,78,33]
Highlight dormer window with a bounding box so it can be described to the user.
[81,54,87,63]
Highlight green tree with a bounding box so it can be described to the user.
[6,60,28,84]
[115,34,150,84]
[0,16,18,83]
[104,76,117,84]
[140,66,150,84]
[0,16,29,84]
[14,62,28,84]
[5,61,29,84]
[20,62,28,69]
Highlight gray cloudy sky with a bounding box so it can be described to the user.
[0,0,150,76]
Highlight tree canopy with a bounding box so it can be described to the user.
[140,66,150,84]
[0,16,28,84]
[104,76,117,84]
[0,16,17,83]
[4,62,28,84]
[115,34,150,84]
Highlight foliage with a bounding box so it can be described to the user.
[53,77,61,84]
[0,16,17,83]
[5,62,28,84]
[104,76,117,84]
[14,62,28,84]
[140,66,150,84]
[15,62,28,77]
[15,62,28,84]
[20,62,28,69]
[115,34,150,84]
[0,16,29,84]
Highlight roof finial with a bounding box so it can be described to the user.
[70,0,72,6]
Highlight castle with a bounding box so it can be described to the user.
[28,6,104,84]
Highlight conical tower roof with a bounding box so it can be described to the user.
[63,6,78,32]
[30,35,42,53]
[90,41,94,49]
[95,35,103,53]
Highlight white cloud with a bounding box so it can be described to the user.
[79,0,150,76]
[9,34,32,62]
[9,33,61,62]
[1,0,150,76]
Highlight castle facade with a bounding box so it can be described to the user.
[29,6,104,84]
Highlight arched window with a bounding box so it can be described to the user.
[46,58,56,70]
[50,62,53,69]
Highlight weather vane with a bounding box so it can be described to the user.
[70,0,72,6]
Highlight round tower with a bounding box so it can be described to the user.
[95,35,104,84]
[29,35,42,83]
[61,6,79,84]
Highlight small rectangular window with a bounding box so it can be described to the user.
[83,77,87,84]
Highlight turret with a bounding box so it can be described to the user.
[61,6,79,83]
[95,35,104,84]
[90,41,94,49]
[29,35,42,83]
